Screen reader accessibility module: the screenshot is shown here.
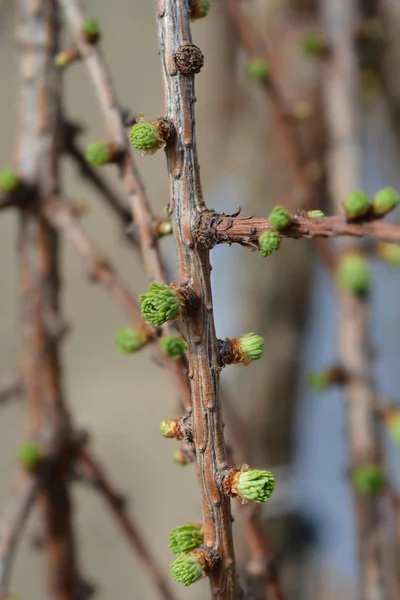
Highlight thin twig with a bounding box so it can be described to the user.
[198,212,400,248]
[16,1,80,596]
[0,473,37,599]
[58,0,167,284]
[155,2,239,597]
[321,1,399,598]
[78,449,176,600]
[43,197,192,411]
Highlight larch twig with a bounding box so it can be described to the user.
[0,473,37,599]
[154,1,239,597]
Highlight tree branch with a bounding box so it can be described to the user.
[0,473,37,599]
[154,1,239,597]
[58,0,167,285]
[198,211,400,249]
[77,449,176,600]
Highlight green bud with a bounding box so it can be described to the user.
[82,19,100,36]
[238,333,264,363]
[336,253,372,295]
[18,441,41,470]
[173,449,190,466]
[308,371,331,392]
[115,327,147,354]
[258,231,281,258]
[139,283,181,327]
[384,411,400,447]
[158,220,172,236]
[342,191,370,220]
[55,50,78,69]
[308,210,325,218]
[300,33,328,58]
[352,465,385,497]
[245,58,270,83]
[0,169,19,192]
[160,336,188,359]
[268,205,290,230]
[191,0,211,19]
[170,553,203,586]
[169,523,204,554]
[376,243,400,268]
[372,187,400,217]
[237,469,275,503]
[160,420,177,438]
[85,142,111,166]
[130,122,161,154]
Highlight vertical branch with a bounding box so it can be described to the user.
[321,1,399,599]
[154,1,238,597]
[16,0,79,597]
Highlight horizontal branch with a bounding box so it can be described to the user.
[0,473,37,597]
[198,211,400,249]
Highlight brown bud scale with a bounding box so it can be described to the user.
[174,44,204,75]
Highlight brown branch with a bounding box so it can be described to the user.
[198,212,400,249]
[155,2,239,598]
[321,1,399,599]
[43,197,192,411]
[16,2,80,596]
[0,473,37,599]
[0,374,22,404]
[77,449,176,600]
[224,0,336,273]
[58,0,167,285]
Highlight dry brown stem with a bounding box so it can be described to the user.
[0,473,37,599]
[154,0,239,597]
[198,211,400,249]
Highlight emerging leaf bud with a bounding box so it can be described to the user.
[245,58,270,83]
[169,523,204,554]
[268,205,291,230]
[130,119,163,155]
[82,19,100,43]
[258,231,281,258]
[0,169,20,193]
[376,243,400,268]
[157,220,173,236]
[383,410,400,447]
[222,465,275,503]
[139,283,196,327]
[300,33,329,58]
[342,191,370,220]
[160,335,188,359]
[170,549,215,586]
[190,0,211,20]
[18,441,42,470]
[85,142,120,166]
[55,49,79,69]
[352,464,385,497]
[308,210,325,218]
[219,333,264,366]
[115,327,148,355]
[336,253,372,296]
[308,366,347,391]
[372,187,400,217]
